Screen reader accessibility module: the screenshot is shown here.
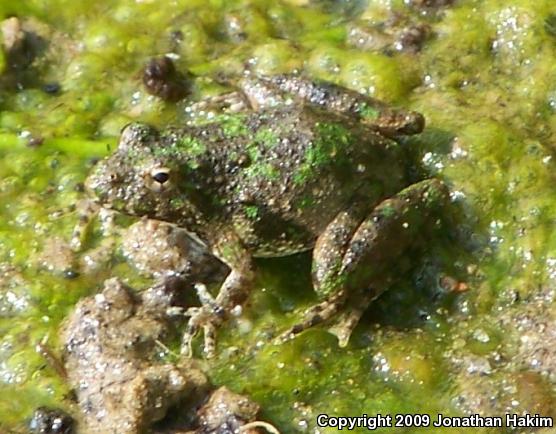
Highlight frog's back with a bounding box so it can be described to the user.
[189,105,409,257]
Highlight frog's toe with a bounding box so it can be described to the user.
[202,323,217,358]
[326,308,364,347]
[180,321,197,357]
[327,290,376,347]
[327,317,356,348]
[274,290,346,344]
[180,282,231,357]
[69,199,100,251]
[180,308,205,357]
[181,305,224,358]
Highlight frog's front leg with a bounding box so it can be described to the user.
[277,179,449,345]
[182,230,254,358]
[69,199,100,251]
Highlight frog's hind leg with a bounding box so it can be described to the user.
[257,74,425,137]
[185,91,250,117]
[276,203,370,343]
[277,179,449,346]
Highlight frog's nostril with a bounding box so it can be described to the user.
[103,169,122,184]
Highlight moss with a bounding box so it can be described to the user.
[244,205,259,219]
[254,127,279,148]
[293,122,352,185]
[545,14,556,37]
[245,141,260,163]
[379,203,397,218]
[245,161,279,180]
[170,197,187,210]
[214,114,248,138]
[358,102,380,120]
[150,136,207,172]
[242,136,280,180]
[177,136,207,156]
[298,196,315,209]
[250,40,302,75]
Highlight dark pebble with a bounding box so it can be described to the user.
[63,269,79,280]
[142,56,189,102]
[29,406,74,434]
[27,136,45,148]
[42,82,61,94]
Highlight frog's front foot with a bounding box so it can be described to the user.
[181,232,254,358]
[181,283,225,358]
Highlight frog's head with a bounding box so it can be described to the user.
[85,123,192,221]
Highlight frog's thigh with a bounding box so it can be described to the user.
[312,202,370,298]
[313,179,448,297]
[329,179,449,342]
[340,178,448,283]
[280,179,448,344]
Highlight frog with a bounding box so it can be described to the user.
[82,74,449,357]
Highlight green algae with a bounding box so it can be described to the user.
[2,0,556,433]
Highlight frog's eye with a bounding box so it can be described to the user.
[148,167,172,192]
[152,170,169,184]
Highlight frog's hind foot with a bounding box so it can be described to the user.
[274,289,347,344]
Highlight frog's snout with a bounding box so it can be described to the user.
[84,160,119,206]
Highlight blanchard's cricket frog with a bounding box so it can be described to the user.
[83,74,448,356]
